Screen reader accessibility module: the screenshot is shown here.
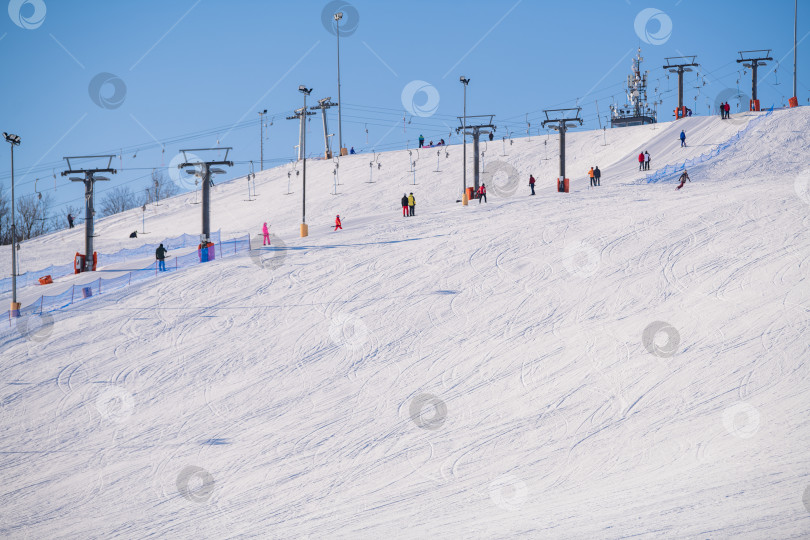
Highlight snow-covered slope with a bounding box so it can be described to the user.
[1,109,809,538]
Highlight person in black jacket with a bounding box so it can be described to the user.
[401,193,409,217]
[594,166,601,186]
[156,243,168,272]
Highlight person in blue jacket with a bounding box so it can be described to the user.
[680,130,686,147]
[349,146,356,154]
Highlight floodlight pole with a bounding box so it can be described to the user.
[460,77,470,193]
[178,148,233,243]
[541,108,583,191]
[62,156,116,271]
[737,50,773,106]
[310,97,338,159]
[4,133,20,314]
[663,56,699,116]
[259,109,267,170]
[794,0,798,100]
[335,12,344,155]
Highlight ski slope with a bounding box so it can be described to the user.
[1,109,810,538]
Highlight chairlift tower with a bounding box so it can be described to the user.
[456,114,495,195]
[737,50,772,110]
[287,106,316,162]
[611,47,658,127]
[61,155,117,271]
[541,108,583,193]
[310,97,338,159]
[178,148,233,243]
[663,55,699,118]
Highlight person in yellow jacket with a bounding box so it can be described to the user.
[588,167,595,188]
[408,192,415,216]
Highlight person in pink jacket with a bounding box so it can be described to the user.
[262,222,271,245]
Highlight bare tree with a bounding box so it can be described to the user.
[149,169,179,204]
[100,186,136,217]
[15,192,52,240]
[53,203,82,232]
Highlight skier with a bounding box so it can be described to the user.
[638,152,645,171]
[720,102,726,119]
[644,150,651,171]
[594,166,601,186]
[680,130,686,147]
[67,213,74,228]
[155,243,168,272]
[724,102,730,119]
[418,134,424,148]
[349,147,356,154]
[334,214,342,231]
[478,183,487,203]
[588,167,595,187]
[529,174,536,195]
[408,192,415,216]
[676,169,690,190]
[401,193,409,217]
[262,222,271,246]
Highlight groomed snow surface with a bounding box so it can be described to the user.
[2,109,810,538]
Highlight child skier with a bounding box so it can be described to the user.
[334,215,342,231]
[262,222,271,246]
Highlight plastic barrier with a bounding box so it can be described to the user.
[0,235,250,331]
[644,108,773,185]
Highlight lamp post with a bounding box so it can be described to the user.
[459,77,470,203]
[334,12,344,156]
[3,132,20,316]
[259,109,267,170]
[299,85,312,237]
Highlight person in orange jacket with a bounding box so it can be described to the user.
[588,167,595,187]
[334,214,342,231]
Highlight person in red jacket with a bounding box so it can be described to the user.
[334,214,342,231]
[724,102,730,119]
[478,183,487,203]
[529,174,536,195]
[638,152,645,171]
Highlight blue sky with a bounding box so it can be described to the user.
[0,0,806,214]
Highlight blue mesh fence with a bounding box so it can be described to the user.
[643,108,774,184]
[1,234,249,334]
[0,230,222,294]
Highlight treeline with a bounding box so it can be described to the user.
[0,170,179,245]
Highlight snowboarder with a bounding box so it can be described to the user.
[529,174,536,195]
[724,102,730,119]
[588,167,595,187]
[418,134,424,148]
[349,147,356,154]
[155,243,168,272]
[676,170,691,190]
[334,215,342,231]
[401,193,409,217]
[638,152,645,171]
[408,193,415,216]
[262,222,271,246]
[478,183,487,203]
[67,213,74,228]
[129,231,138,238]
[680,130,686,147]
[594,166,601,186]
[644,151,651,171]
